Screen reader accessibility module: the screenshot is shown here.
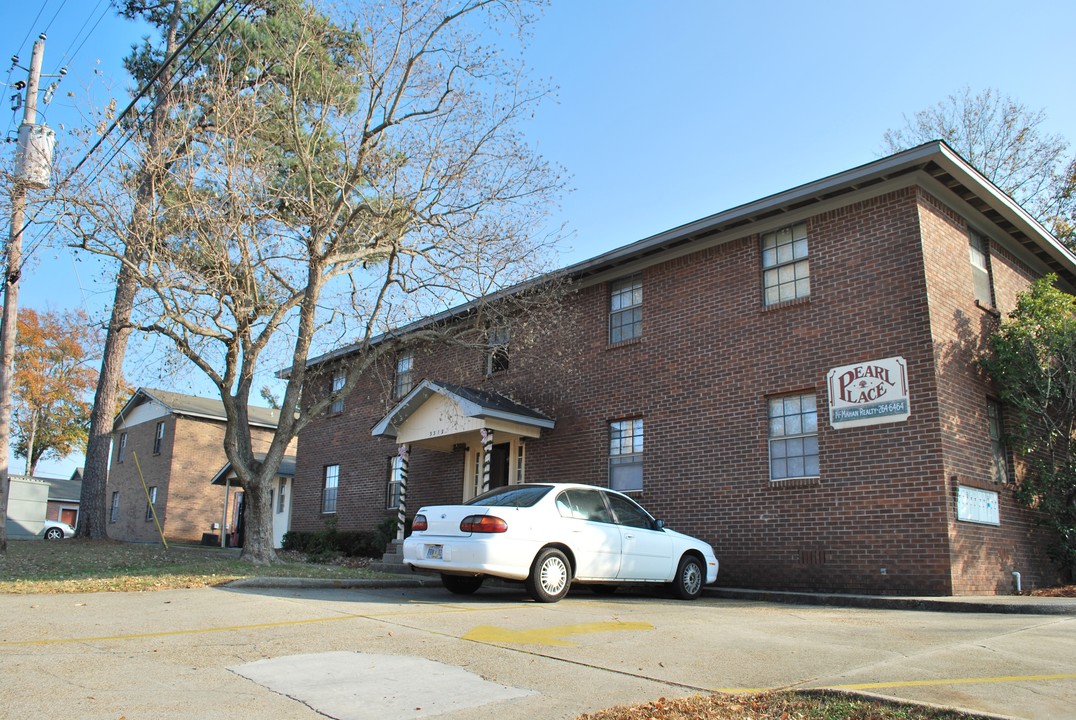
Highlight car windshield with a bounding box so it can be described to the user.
[466,485,552,507]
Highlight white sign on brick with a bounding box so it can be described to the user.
[827,356,910,429]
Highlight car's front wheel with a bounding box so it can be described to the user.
[525,547,571,602]
[441,574,484,595]
[43,527,64,540]
[672,554,704,600]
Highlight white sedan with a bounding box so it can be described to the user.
[403,483,718,602]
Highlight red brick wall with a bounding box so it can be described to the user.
[293,184,1062,595]
[917,189,1061,593]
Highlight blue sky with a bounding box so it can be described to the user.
[3,0,1075,477]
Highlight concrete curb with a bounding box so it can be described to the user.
[707,587,1076,615]
[226,575,1076,615]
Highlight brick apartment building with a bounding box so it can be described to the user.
[108,388,293,546]
[289,141,1075,595]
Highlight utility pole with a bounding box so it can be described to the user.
[0,35,51,552]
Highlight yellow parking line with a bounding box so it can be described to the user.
[3,615,360,646]
[3,599,537,647]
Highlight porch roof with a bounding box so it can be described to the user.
[371,380,554,447]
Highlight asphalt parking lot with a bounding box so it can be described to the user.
[2,583,1074,720]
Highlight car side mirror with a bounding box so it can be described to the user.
[654,519,665,530]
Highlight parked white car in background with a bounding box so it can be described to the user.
[42,519,75,540]
[403,483,718,602]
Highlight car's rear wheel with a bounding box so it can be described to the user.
[43,527,64,540]
[441,574,484,595]
[525,547,571,602]
[672,554,704,600]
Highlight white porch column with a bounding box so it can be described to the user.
[396,444,410,541]
[480,428,494,494]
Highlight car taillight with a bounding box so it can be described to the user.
[460,515,508,533]
[412,514,428,532]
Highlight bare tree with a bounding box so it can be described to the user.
[60,0,563,562]
[883,86,1074,242]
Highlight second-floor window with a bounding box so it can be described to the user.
[394,353,414,398]
[609,276,642,343]
[762,222,810,306]
[117,433,128,463]
[969,231,994,307]
[487,327,510,375]
[153,421,165,455]
[330,370,346,414]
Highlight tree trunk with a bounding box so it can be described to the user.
[77,263,136,538]
[76,0,181,539]
[239,473,276,563]
[23,408,38,476]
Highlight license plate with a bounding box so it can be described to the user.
[425,545,443,560]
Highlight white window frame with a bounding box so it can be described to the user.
[323,464,340,514]
[153,421,165,454]
[387,455,404,509]
[394,353,414,398]
[330,369,346,414]
[117,432,127,463]
[762,222,810,306]
[110,491,120,523]
[969,231,994,307]
[609,276,643,343]
[609,419,644,492]
[768,394,819,481]
[145,486,157,522]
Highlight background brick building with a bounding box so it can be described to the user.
[108,388,291,545]
[291,142,1074,595]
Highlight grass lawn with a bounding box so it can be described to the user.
[0,538,389,593]
[0,539,1018,720]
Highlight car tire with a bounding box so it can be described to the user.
[672,554,704,600]
[525,547,571,603]
[43,527,64,540]
[441,574,484,595]
[589,584,617,595]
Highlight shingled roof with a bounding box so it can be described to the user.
[115,388,283,430]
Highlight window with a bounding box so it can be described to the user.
[486,327,510,375]
[969,231,994,306]
[609,419,644,491]
[393,353,414,398]
[330,369,346,414]
[609,276,642,343]
[145,487,157,521]
[987,400,1008,484]
[322,464,339,514]
[762,222,810,305]
[110,492,120,523]
[387,455,404,509]
[153,421,165,454]
[768,394,819,480]
[277,478,287,513]
[117,432,127,463]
